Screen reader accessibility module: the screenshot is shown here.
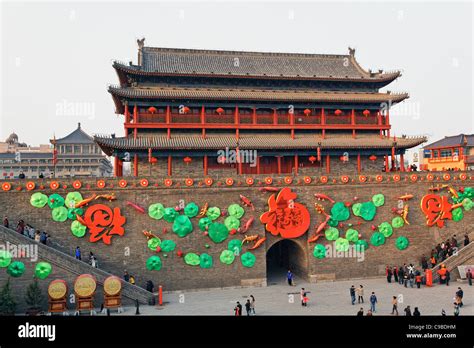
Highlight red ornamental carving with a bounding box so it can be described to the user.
[260,188,310,239]
[83,204,126,245]
[420,194,453,227]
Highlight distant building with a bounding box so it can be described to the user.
[0,124,113,179]
[0,133,53,179]
[421,134,474,171]
[50,123,113,178]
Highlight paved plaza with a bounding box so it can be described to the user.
[112,276,473,316]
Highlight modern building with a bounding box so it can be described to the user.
[0,133,53,179]
[95,39,426,177]
[421,134,474,171]
[51,123,113,178]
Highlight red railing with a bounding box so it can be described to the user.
[325,116,351,125]
[355,116,378,125]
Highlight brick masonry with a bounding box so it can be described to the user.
[0,173,473,296]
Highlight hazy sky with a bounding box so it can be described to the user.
[1,1,472,161]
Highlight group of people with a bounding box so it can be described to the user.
[123,270,136,285]
[234,295,256,316]
[425,234,469,268]
[389,300,421,316]
[385,264,424,288]
[74,247,99,268]
[3,216,49,244]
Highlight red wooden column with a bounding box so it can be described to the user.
[325,155,330,174]
[386,110,390,138]
[277,156,282,174]
[167,155,172,176]
[114,157,120,177]
[294,154,299,175]
[166,106,171,139]
[351,109,356,138]
[124,103,130,136]
[201,106,206,139]
[252,107,257,124]
[133,105,138,139]
[256,156,261,175]
[357,153,361,173]
[384,155,389,172]
[235,106,239,140]
[133,154,138,177]
[321,108,326,139]
[377,111,383,138]
[204,155,208,175]
[400,153,405,171]
[273,108,277,125]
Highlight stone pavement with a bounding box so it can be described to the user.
[108,276,474,316]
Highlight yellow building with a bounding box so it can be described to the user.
[421,134,474,171]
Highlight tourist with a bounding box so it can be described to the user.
[445,269,451,286]
[466,269,473,286]
[91,256,98,268]
[146,280,154,293]
[18,171,25,179]
[245,299,251,316]
[234,301,242,316]
[430,255,437,268]
[404,305,412,316]
[350,285,356,305]
[89,252,95,265]
[464,234,470,247]
[415,273,422,288]
[300,288,308,307]
[398,266,404,284]
[403,273,408,288]
[287,270,294,286]
[123,270,130,282]
[40,231,47,244]
[366,309,373,316]
[413,307,421,316]
[454,302,460,316]
[357,308,364,316]
[441,309,446,316]
[75,246,81,260]
[3,216,9,228]
[249,295,256,315]
[28,226,35,239]
[386,266,393,283]
[356,285,364,304]
[129,274,136,285]
[452,235,458,248]
[34,231,41,242]
[421,256,428,270]
[391,296,398,315]
[369,292,377,313]
[393,266,399,283]
[16,220,25,234]
[409,272,415,288]
[455,287,463,307]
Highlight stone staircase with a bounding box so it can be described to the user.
[0,225,153,305]
[431,241,474,281]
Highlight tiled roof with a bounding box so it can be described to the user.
[53,123,95,145]
[424,134,474,149]
[115,47,400,82]
[94,134,426,155]
[108,86,408,104]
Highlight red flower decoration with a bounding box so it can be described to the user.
[83,204,126,245]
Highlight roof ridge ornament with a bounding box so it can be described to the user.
[348,47,356,56]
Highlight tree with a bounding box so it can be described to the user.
[0,279,17,315]
[25,278,43,310]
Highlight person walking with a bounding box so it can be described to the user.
[391,296,398,315]
[234,302,242,316]
[3,216,9,228]
[413,307,421,316]
[464,234,470,247]
[350,285,356,305]
[129,274,136,285]
[366,309,373,316]
[300,288,308,307]
[146,280,154,293]
[466,269,472,286]
[356,285,364,304]
[34,231,41,242]
[454,302,460,316]
[75,246,81,260]
[404,306,412,316]
[357,308,364,316]
[40,231,47,244]
[287,270,294,286]
[398,266,405,285]
[245,299,251,316]
[393,266,399,283]
[369,292,377,313]
[409,273,415,288]
[445,269,451,286]
[403,273,408,288]
[123,270,130,282]
[456,287,464,307]
[249,295,256,315]
[386,266,392,283]
[430,255,437,268]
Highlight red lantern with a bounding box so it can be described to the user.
[148,107,157,114]
[150,157,158,164]
[183,157,192,165]
[369,155,377,162]
[309,156,316,164]
[363,109,370,116]
[182,106,190,114]
[216,107,224,115]
[303,109,311,116]
[334,109,342,116]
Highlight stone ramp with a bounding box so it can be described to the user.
[0,225,153,305]
[431,240,474,281]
